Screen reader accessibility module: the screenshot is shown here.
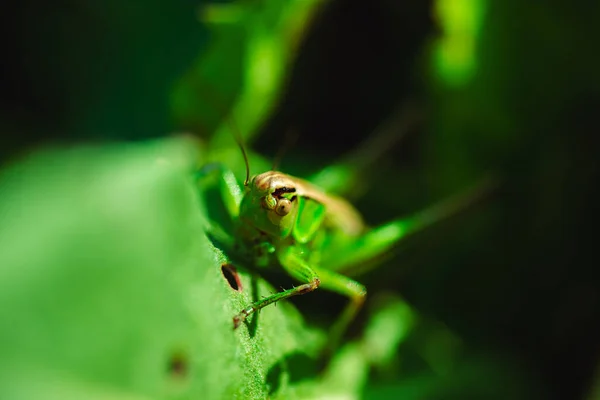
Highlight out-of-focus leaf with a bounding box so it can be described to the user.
[171,0,323,145]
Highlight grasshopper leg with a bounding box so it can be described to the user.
[308,102,420,197]
[233,246,321,328]
[312,267,367,355]
[323,175,498,274]
[233,245,367,356]
[195,163,245,253]
[196,162,243,219]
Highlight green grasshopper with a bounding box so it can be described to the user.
[198,118,493,352]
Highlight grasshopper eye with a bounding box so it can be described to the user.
[262,195,277,210]
[275,198,292,216]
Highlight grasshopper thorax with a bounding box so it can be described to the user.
[239,171,300,239]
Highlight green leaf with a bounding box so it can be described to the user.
[171,0,323,145]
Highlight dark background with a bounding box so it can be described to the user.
[2,1,599,398]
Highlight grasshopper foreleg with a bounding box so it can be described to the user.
[196,162,243,219]
[232,246,320,328]
[233,245,367,356]
[233,279,320,328]
[313,268,367,355]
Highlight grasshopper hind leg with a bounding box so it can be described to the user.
[308,102,420,197]
[322,175,498,276]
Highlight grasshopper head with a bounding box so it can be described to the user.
[239,171,299,238]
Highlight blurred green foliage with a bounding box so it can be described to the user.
[433,0,487,87]
[172,0,322,146]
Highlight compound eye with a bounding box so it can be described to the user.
[262,195,277,210]
[275,198,292,216]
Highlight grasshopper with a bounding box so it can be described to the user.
[198,113,493,352]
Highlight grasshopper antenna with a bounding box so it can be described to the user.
[227,117,251,186]
[190,78,251,186]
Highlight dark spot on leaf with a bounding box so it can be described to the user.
[221,263,243,292]
[167,349,189,379]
